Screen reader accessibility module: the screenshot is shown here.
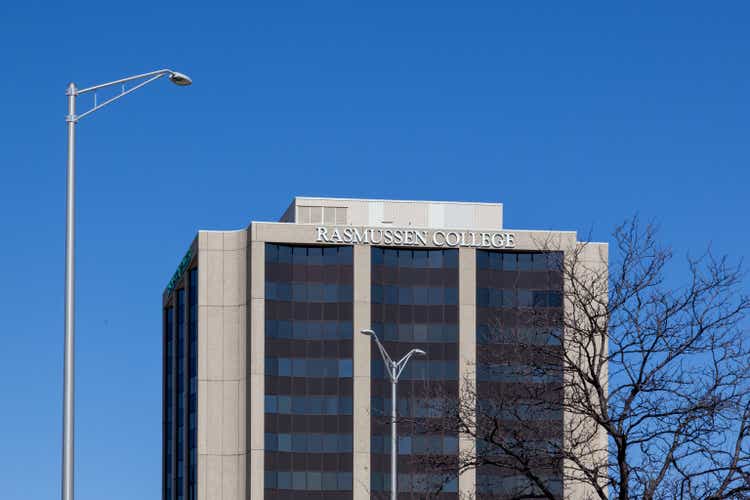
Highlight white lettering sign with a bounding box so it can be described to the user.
[315,226,516,249]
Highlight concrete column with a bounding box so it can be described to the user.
[248,240,265,499]
[458,247,476,498]
[352,245,372,500]
[563,242,609,500]
[197,230,247,500]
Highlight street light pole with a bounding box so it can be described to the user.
[62,81,76,500]
[361,329,426,500]
[61,69,191,500]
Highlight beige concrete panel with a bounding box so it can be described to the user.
[206,381,223,454]
[476,204,503,229]
[249,371,265,451]
[250,242,264,300]
[237,453,246,500]
[250,300,264,376]
[509,230,578,253]
[248,240,265,499]
[222,381,240,454]
[458,248,477,498]
[249,450,264,499]
[563,242,609,499]
[237,304,247,378]
[352,377,371,500]
[206,454,222,500]
[198,380,209,451]
[253,221,582,252]
[205,306,224,381]
[207,231,224,251]
[444,203,473,229]
[238,378,246,454]
[199,303,209,381]
[223,230,247,252]
[222,307,241,381]
[352,244,371,500]
[577,242,609,265]
[198,253,209,310]
[198,452,207,500]
[204,250,224,307]
[222,455,239,500]
[222,249,246,307]
[254,222,320,245]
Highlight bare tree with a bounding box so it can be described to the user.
[414,218,750,499]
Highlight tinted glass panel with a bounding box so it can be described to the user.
[371,248,459,499]
[265,244,353,498]
[475,251,564,499]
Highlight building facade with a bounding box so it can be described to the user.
[162,197,607,500]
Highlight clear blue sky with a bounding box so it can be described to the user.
[1,2,748,499]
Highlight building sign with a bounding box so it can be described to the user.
[315,226,515,249]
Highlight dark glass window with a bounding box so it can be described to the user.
[370,248,459,499]
[164,306,174,500]
[176,289,185,500]
[265,244,353,498]
[163,263,198,500]
[187,269,198,500]
[475,251,564,499]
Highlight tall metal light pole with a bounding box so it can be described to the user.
[62,69,192,500]
[361,329,426,500]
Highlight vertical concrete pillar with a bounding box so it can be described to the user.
[197,230,247,500]
[563,243,609,499]
[248,239,265,499]
[352,245,372,499]
[458,247,476,498]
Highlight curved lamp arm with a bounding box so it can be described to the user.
[361,329,394,373]
[68,68,191,122]
[395,349,427,381]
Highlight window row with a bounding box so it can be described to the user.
[266,244,353,265]
[372,285,458,305]
[477,401,563,421]
[476,363,560,383]
[265,395,353,415]
[265,358,353,378]
[476,438,561,455]
[371,322,458,343]
[370,473,458,493]
[475,474,562,496]
[264,432,353,453]
[477,325,562,346]
[477,288,563,308]
[265,282,352,303]
[372,248,458,269]
[371,397,449,418]
[264,470,352,491]
[266,320,352,341]
[371,434,458,455]
[372,360,458,381]
[477,251,562,272]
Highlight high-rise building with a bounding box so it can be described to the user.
[162,197,607,500]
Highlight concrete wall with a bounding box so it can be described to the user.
[197,230,248,500]
[563,242,609,500]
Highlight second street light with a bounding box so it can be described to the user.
[62,68,191,500]
[361,328,426,500]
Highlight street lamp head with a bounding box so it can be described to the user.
[414,349,427,356]
[169,71,192,86]
[360,329,374,336]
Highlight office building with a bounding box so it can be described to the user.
[162,197,607,499]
